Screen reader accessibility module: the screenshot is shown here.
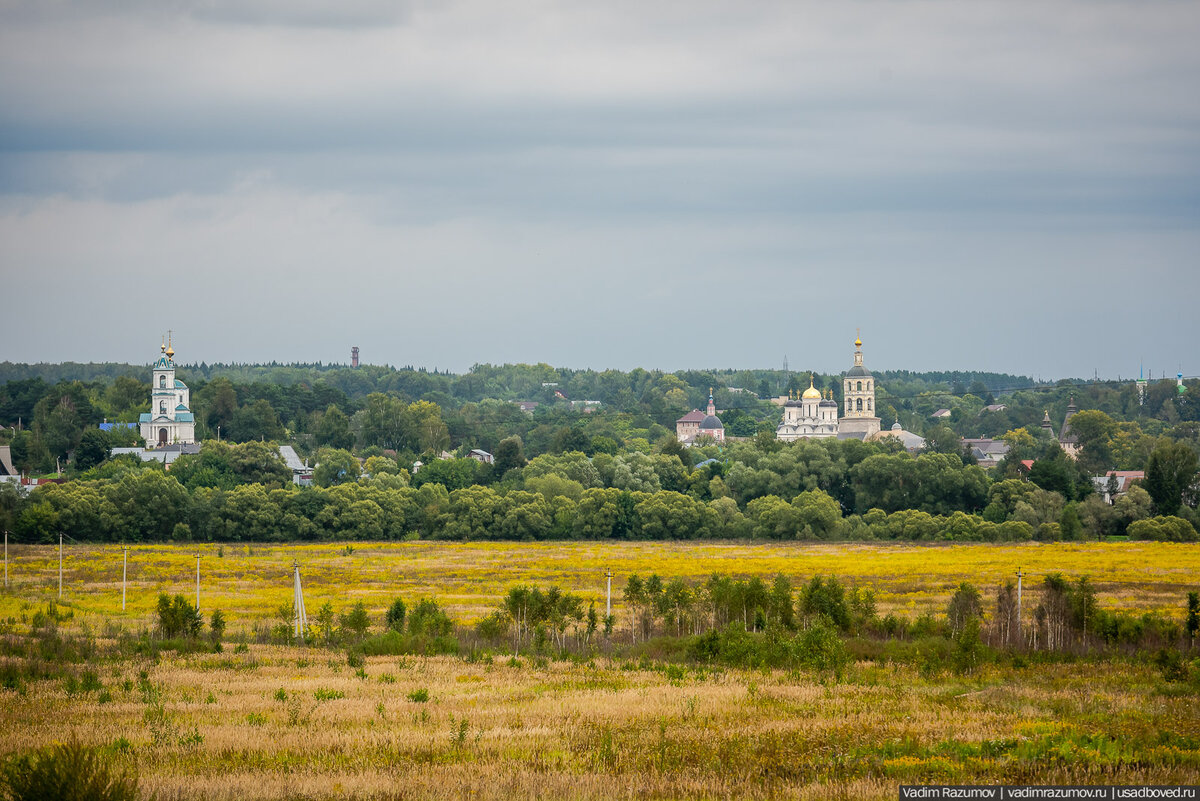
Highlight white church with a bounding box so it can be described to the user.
[138,337,196,447]
[776,335,883,442]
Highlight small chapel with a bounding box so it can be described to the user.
[675,389,725,444]
[138,335,196,448]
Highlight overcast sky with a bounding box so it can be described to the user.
[1,1,1197,379]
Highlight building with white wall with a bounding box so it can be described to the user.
[138,337,196,447]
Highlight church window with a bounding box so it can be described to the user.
[159,401,166,414]
[856,381,862,391]
[867,381,872,391]
[868,399,873,411]
[159,375,165,388]
[856,398,863,411]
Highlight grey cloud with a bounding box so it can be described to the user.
[0,1,1197,374]
[0,0,412,28]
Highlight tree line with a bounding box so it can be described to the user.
[4,358,1195,478]
[2,438,1195,544]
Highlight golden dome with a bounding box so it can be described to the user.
[802,374,822,400]
[855,337,862,348]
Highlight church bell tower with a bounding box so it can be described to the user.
[839,332,881,439]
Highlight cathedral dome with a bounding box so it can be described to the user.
[820,397,837,407]
[801,374,822,400]
[846,365,872,378]
[700,415,722,430]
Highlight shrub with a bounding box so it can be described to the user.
[353,629,459,658]
[878,613,907,639]
[797,622,848,678]
[1128,516,1199,542]
[156,594,201,639]
[798,576,851,631]
[209,610,226,646]
[339,602,371,641]
[1,741,141,801]
[474,611,510,643]
[80,669,103,694]
[408,598,453,638]
[951,618,987,675]
[385,599,407,633]
[946,583,983,636]
[407,688,429,703]
[1155,649,1189,683]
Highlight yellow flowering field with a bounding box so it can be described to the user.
[1,540,1196,630]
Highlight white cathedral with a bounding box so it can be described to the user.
[138,337,196,447]
[776,376,839,440]
[776,335,882,441]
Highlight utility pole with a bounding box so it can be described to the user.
[605,569,613,618]
[122,546,128,611]
[1015,567,1024,643]
[59,532,63,599]
[4,530,7,590]
[194,553,201,611]
[293,561,308,640]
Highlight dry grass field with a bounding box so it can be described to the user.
[1,540,1198,800]
[4,646,1199,800]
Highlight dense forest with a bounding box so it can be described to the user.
[1,361,1197,545]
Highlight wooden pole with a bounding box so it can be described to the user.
[59,532,63,599]
[4,530,7,589]
[122,547,128,611]
[195,554,200,611]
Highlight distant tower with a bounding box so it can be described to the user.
[1136,363,1147,406]
[351,346,359,368]
[839,331,881,439]
[1179,370,1187,396]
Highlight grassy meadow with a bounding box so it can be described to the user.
[1,540,1198,799]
